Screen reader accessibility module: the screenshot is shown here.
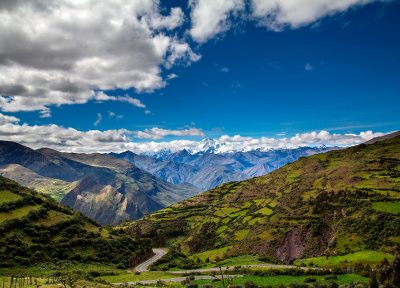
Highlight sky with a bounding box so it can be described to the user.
[0,0,399,153]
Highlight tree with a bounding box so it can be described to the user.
[211,264,234,288]
[57,272,82,288]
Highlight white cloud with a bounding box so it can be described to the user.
[108,111,123,119]
[134,127,205,139]
[0,113,19,125]
[251,0,374,31]
[188,0,377,42]
[0,113,387,153]
[0,0,199,115]
[39,108,51,118]
[165,40,201,68]
[189,0,244,43]
[94,92,147,109]
[147,7,185,30]
[305,63,314,71]
[167,73,178,80]
[94,113,102,126]
[215,130,385,152]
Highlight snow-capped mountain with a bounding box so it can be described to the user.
[110,145,337,191]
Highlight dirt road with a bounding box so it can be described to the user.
[113,274,242,285]
[134,248,168,272]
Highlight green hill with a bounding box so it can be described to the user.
[0,176,151,268]
[125,135,400,268]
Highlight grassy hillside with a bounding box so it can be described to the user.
[0,176,151,268]
[0,164,77,201]
[125,135,400,268]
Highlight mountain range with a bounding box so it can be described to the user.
[126,133,400,266]
[0,138,334,226]
[110,144,334,190]
[0,141,199,225]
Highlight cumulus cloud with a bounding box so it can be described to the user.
[0,0,199,115]
[134,127,205,139]
[146,7,185,30]
[188,0,378,42]
[0,113,387,153]
[0,113,19,125]
[251,0,374,31]
[189,0,244,43]
[215,130,385,152]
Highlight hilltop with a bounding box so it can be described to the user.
[126,134,400,267]
[0,176,151,268]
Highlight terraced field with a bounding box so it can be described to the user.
[126,136,400,269]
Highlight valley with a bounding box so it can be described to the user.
[0,141,199,225]
[1,0,399,287]
[0,133,399,288]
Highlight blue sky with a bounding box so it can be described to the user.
[0,0,399,152]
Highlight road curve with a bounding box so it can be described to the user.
[134,248,168,272]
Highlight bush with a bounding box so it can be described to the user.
[324,275,338,280]
[304,277,317,283]
[244,281,258,288]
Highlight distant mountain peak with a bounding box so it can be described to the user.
[200,137,222,153]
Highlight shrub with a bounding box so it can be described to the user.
[244,281,257,288]
[304,277,317,283]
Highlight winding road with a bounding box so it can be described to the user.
[134,248,168,272]
[115,248,315,286]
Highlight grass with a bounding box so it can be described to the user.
[193,274,368,287]
[0,205,41,223]
[98,271,177,283]
[214,207,240,217]
[129,136,400,270]
[0,262,123,277]
[234,229,249,240]
[294,251,394,267]
[0,277,114,288]
[372,201,400,214]
[35,210,73,226]
[190,246,232,262]
[0,190,22,204]
[255,207,273,216]
[34,180,77,202]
